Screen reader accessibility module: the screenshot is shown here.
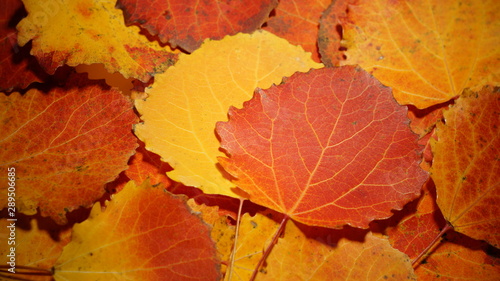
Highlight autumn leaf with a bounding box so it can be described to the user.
[407,103,450,138]
[117,0,278,53]
[54,180,220,280]
[320,0,500,108]
[225,211,415,280]
[0,218,71,280]
[263,0,331,62]
[431,86,500,247]
[16,0,177,82]
[134,30,322,198]
[124,141,172,189]
[373,180,500,280]
[0,74,138,224]
[317,0,348,66]
[0,0,46,91]
[415,231,500,281]
[217,66,428,229]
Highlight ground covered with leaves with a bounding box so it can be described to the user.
[0,0,499,280]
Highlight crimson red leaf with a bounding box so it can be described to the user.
[217,66,428,229]
[117,0,278,52]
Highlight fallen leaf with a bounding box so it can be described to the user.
[373,179,446,260]
[0,74,138,224]
[225,211,416,280]
[374,180,500,280]
[134,30,322,198]
[0,0,46,91]
[0,218,71,280]
[17,0,177,82]
[431,86,500,247]
[124,141,171,188]
[117,0,278,52]
[54,180,220,280]
[263,0,331,62]
[317,0,348,66]
[415,231,500,281]
[217,66,428,229]
[320,0,500,108]
[407,102,450,138]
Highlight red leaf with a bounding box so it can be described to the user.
[117,0,278,52]
[0,0,46,91]
[217,66,428,229]
[0,74,138,224]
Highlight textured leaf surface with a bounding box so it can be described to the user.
[225,212,415,280]
[124,142,171,188]
[0,218,71,280]
[375,180,500,280]
[0,0,46,91]
[266,226,416,280]
[54,181,220,280]
[0,74,138,224]
[431,86,500,247]
[263,0,331,62]
[320,0,500,108]
[117,0,278,53]
[17,0,177,82]
[134,30,321,198]
[217,66,428,228]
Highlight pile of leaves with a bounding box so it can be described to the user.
[1,0,499,280]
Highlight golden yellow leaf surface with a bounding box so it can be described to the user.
[54,181,220,280]
[17,0,177,82]
[431,86,500,247]
[225,212,416,280]
[338,0,499,108]
[134,30,322,198]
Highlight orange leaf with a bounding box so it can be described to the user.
[117,0,278,52]
[320,0,500,108]
[17,0,177,82]
[217,66,428,229]
[431,86,500,247]
[124,141,171,188]
[263,0,331,62]
[0,0,46,91]
[374,180,500,280]
[54,181,220,280]
[0,217,71,280]
[0,74,138,224]
[225,211,416,280]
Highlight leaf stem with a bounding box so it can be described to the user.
[227,197,245,281]
[0,264,53,275]
[249,215,289,281]
[412,222,452,266]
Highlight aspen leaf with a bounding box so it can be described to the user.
[117,0,278,52]
[226,211,416,280]
[0,218,71,280]
[217,66,428,229]
[320,0,500,108]
[375,180,500,280]
[431,86,500,247]
[0,0,46,91]
[16,0,177,82]
[0,74,138,224]
[54,181,220,281]
[134,30,322,198]
[263,0,331,62]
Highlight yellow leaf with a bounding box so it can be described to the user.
[17,0,177,82]
[338,0,499,108]
[134,30,322,198]
[225,212,416,280]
